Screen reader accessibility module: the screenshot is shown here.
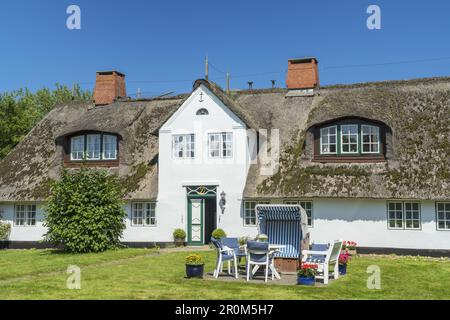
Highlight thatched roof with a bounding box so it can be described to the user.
[242,77,450,200]
[0,97,183,202]
[0,77,449,202]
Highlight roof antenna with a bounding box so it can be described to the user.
[271,80,276,88]
[226,72,230,94]
[205,54,209,81]
[248,81,253,90]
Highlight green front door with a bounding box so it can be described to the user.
[187,198,204,245]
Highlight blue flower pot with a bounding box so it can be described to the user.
[297,276,315,286]
[186,264,204,278]
[339,264,347,275]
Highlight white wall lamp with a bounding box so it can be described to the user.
[219,191,227,214]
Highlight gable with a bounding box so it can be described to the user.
[160,84,246,132]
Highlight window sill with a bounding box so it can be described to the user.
[64,160,119,168]
[313,156,386,163]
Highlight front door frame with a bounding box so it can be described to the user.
[186,186,217,246]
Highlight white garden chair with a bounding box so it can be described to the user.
[301,240,343,285]
[211,237,238,279]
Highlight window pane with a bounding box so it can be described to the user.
[341,125,359,154]
[103,135,117,160]
[362,125,380,154]
[320,126,337,155]
[173,134,195,158]
[86,134,101,160]
[388,202,403,229]
[244,201,256,225]
[71,136,85,160]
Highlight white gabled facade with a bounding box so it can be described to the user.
[154,84,257,244]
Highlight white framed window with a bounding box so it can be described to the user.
[208,132,233,158]
[15,204,36,226]
[361,125,380,154]
[404,202,421,230]
[388,201,404,229]
[341,125,359,154]
[70,135,85,160]
[244,201,271,226]
[320,126,337,154]
[102,135,117,160]
[284,200,314,227]
[173,134,195,159]
[387,201,421,230]
[132,202,156,226]
[436,202,450,231]
[86,134,101,160]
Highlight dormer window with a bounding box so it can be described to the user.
[314,118,387,162]
[69,133,118,161]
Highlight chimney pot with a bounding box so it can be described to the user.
[286,57,319,90]
[93,71,127,105]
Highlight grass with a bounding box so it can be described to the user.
[0,248,449,300]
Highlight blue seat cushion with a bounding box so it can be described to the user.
[221,253,235,261]
[249,253,268,263]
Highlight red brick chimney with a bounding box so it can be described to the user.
[286,58,319,90]
[93,71,127,105]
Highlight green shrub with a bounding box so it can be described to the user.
[185,254,203,266]
[173,229,186,241]
[44,168,127,253]
[211,228,226,240]
[0,216,11,240]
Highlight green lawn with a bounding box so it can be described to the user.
[0,248,449,300]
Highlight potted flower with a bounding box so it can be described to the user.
[173,229,186,247]
[185,254,204,278]
[211,228,226,240]
[338,252,351,275]
[343,241,357,256]
[256,234,268,242]
[297,263,318,286]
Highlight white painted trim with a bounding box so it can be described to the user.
[320,126,337,155]
[361,125,380,154]
[340,124,359,154]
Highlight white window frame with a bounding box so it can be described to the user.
[131,202,157,227]
[387,201,421,230]
[436,202,450,231]
[70,135,85,161]
[86,134,101,160]
[172,134,195,159]
[102,134,118,160]
[361,125,380,154]
[320,126,337,155]
[404,202,421,230]
[243,200,270,226]
[283,200,314,227]
[340,124,359,154]
[387,201,404,229]
[208,132,233,159]
[14,204,37,227]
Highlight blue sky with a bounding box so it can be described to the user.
[1,0,450,96]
